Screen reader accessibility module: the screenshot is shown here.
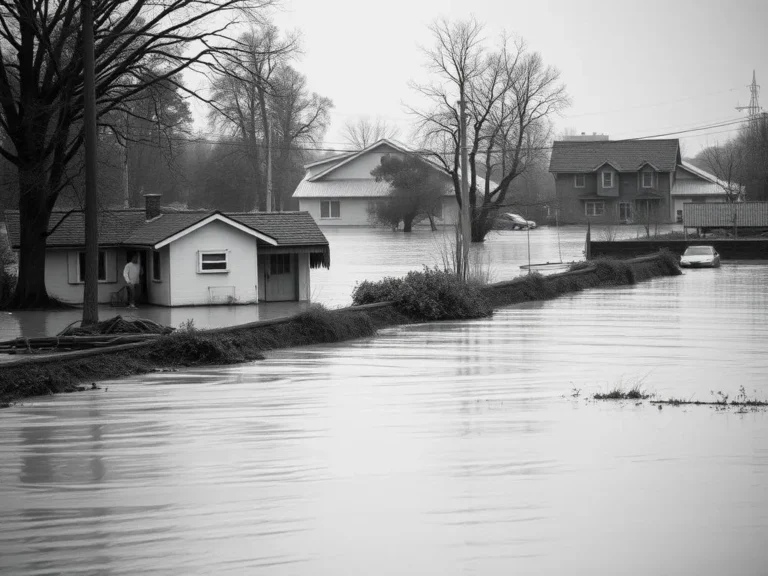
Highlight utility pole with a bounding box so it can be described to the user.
[82,0,99,326]
[459,96,470,281]
[266,115,273,211]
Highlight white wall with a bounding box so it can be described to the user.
[299,198,374,226]
[168,220,258,306]
[146,245,172,306]
[298,253,310,301]
[45,248,121,304]
[324,144,402,180]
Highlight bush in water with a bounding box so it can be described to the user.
[352,268,491,321]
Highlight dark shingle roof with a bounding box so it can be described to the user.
[3,210,328,249]
[228,212,328,246]
[549,139,680,173]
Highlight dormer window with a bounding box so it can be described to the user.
[602,172,613,188]
[642,171,654,188]
[574,174,585,188]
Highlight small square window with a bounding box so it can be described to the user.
[574,174,586,188]
[269,254,291,275]
[198,251,228,273]
[642,171,654,188]
[320,200,341,219]
[79,251,107,282]
[602,172,613,188]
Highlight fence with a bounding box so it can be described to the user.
[683,202,768,228]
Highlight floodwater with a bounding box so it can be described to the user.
[0,223,678,340]
[1,262,767,574]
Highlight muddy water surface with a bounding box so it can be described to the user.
[1,263,767,574]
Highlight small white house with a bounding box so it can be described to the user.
[293,139,462,227]
[3,196,330,306]
[670,161,744,223]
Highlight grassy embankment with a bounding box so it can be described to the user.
[0,251,681,407]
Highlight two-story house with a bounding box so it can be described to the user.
[549,138,683,224]
[549,138,735,224]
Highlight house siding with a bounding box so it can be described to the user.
[168,220,259,306]
[322,144,403,179]
[146,245,172,306]
[45,248,122,304]
[555,171,674,224]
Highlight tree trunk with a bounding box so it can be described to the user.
[11,168,52,308]
[428,214,437,231]
[403,216,414,233]
[470,205,492,242]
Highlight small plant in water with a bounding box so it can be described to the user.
[178,318,197,333]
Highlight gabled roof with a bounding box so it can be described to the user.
[294,138,497,199]
[3,209,328,250]
[549,139,681,173]
[308,139,412,182]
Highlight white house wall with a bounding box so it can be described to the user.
[45,248,121,304]
[147,245,172,306]
[298,253,310,301]
[299,198,374,226]
[168,220,258,306]
[323,144,402,180]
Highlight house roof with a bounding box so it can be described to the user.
[3,209,328,250]
[308,139,414,182]
[549,139,681,173]
[293,178,398,198]
[294,137,495,200]
[671,180,728,197]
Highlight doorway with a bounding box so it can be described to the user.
[619,202,632,222]
[260,254,298,301]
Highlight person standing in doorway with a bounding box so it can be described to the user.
[123,253,141,308]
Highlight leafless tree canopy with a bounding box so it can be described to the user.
[207,23,332,210]
[341,116,400,149]
[699,141,746,203]
[409,17,569,241]
[0,0,278,307]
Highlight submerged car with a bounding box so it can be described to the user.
[680,246,721,268]
[496,213,537,230]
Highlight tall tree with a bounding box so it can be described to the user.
[271,65,332,210]
[0,0,276,308]
[209,23,296,211]
[410,18,569,242]
[342,116,400,149]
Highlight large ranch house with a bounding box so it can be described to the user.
[3,195,330,306]
[293,139,462,227]
[549,137,734,224]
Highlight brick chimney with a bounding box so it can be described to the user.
[144,194,162,221]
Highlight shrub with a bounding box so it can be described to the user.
[352,267,491,321]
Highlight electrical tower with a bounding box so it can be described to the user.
[735,70,762,127]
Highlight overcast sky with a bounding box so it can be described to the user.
[203,0,767,157]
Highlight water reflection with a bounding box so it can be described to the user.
[0,265,767,574]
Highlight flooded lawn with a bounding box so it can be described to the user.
[1,263,767,574]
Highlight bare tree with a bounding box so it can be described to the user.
[0,0,277,308]
[209,23,297,211]
[342,116,400,149]
[410,18,569,242]
[700,141,746,236]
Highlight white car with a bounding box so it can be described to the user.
[680,246,721,268]
[497,213,537,230]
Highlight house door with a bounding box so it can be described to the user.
[619,202,632,222]
[262,254,297,301]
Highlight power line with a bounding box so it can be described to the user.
[118,116,748,155]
